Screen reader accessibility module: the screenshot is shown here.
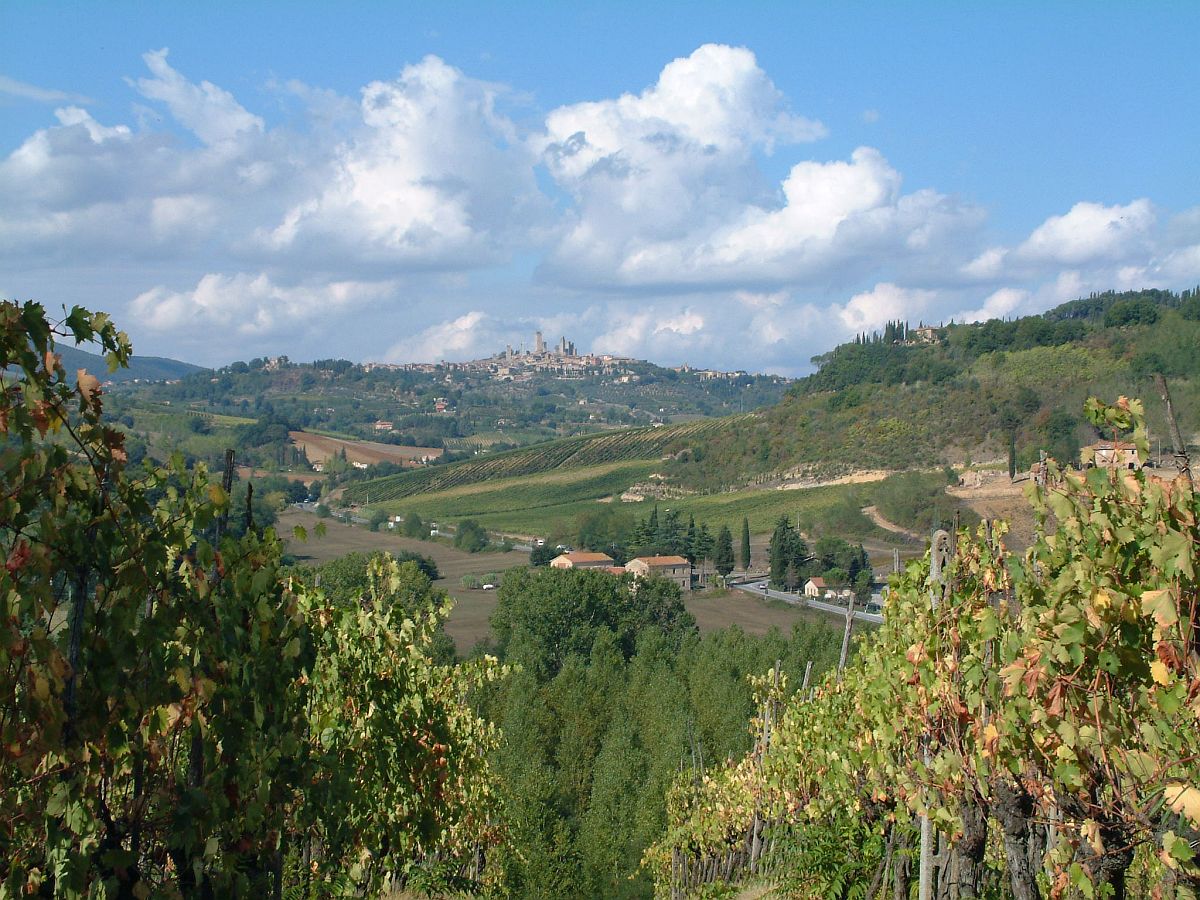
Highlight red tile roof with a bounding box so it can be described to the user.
[629,555,690,567]
[559,551,615,564]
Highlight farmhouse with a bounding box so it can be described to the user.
[625,555,692,591]
[1082,441,1141,470]
[550,551,616,570]
[803,577,827,598]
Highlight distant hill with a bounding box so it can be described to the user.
[340,417,742,505]
[57,343,205,383]
[343,286,1200,511]
[659,286,1200,490]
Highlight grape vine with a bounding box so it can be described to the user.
[0,301,505,897]
[649,397,1199,898]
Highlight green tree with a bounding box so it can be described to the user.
[491,567,695,679]
[454,517,489,552]
[657,508,684,556]
[714,524,735,577]
[767,516,808,589]
[530,542,558,566]
[740,516,752,570]
[402,510,424,538]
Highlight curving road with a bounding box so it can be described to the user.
[732,579,884,625]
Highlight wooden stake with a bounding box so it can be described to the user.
[1154,374,1193,485]
[837,595,856,681]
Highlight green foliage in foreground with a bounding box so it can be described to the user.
[475,567,844,897]
[0,302,505,896]
[651,398,1200,898]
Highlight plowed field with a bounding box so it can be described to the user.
[289,431,442,467]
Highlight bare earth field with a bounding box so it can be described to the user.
[289,431,443,467]
[947,479,1037,549]
[278,509,818,652]
[237,465,321,485]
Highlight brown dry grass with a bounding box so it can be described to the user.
[947,479,1037,549]
[289,430,443,466]
[280,508,526,651]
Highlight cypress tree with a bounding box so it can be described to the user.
[740,517,751,570]
[768,516,790,588]
[714,525,735,577]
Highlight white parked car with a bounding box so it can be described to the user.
[482,583,496,590]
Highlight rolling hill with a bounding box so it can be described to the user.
[340,416,745,504]
[58,343,204,383]
[341,287,1200,542]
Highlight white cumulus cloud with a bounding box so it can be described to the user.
[837,283,936,332]
[257,55,545,271]
[537,44,980,290]
[133,49,264,146]
[131,272,393,336]
[1014,199,1155,267]
[953,287,1030,323]
[385,310,515,362]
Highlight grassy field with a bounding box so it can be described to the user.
[371,460,657,534]
[342,416,747,504]
[278,509,824,652]
[370,466,892,541]
[280,509,528,650]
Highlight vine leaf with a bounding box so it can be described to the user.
[1165,783,1200,824]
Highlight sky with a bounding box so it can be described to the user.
[2,2,1199,374]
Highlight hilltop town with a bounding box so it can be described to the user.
[363,329,754,384]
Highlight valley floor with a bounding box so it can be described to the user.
[278,509,822,652]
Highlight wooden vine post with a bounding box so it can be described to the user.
[919,529,953,900]
[1154,374,1193,485]
[837,595,856,682]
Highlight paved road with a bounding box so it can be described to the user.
[732,579,884,625]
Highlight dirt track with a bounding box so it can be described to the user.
[861,505,924,541]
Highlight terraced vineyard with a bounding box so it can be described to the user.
[377,461,659,531]
[342,416,747,504]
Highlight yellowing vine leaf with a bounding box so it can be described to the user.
[1151,660,1171,686]
[76,369,100,404]
[1164,783,1200,825]
[1141,589,1178,629]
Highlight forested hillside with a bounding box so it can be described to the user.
[663,288,1200,489]
[56,341,203,383]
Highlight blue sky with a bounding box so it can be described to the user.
[2,2,1198,372]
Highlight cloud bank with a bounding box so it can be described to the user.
[2,45,1198,372]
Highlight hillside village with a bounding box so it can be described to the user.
[363,329,757,384]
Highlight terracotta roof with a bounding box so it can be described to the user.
[559,551,614,563]
[1084,441,1138,450]
[807,577,827,587]
[629,555,690,567]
